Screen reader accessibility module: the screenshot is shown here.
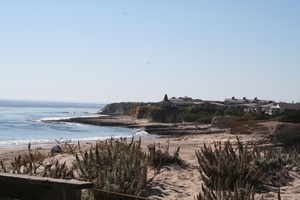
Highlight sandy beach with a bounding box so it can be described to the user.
[1,120,300,200]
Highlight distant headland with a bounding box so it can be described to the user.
[53,94,300,138]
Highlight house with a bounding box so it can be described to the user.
[224,97,274,112]
[269,103,300,115]
[168,96,195,106]
[166,95,226,109]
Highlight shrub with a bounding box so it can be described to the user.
[183,113,200,122]
[269,124,300,146]
[280,111,300,123]
[196,137,265,191]
[0,148,72,179]
[236,114,256,122]
[224,109,244,116]
[9,150,46,175]
[183,113,213,124]
[73,137,148,199]
[55,138,79,154]
[196,181,255,200]
[195,136,297,199]
[147,140,183,174]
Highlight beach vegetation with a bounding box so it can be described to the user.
[0,137,184,199]
[147,139,184,175]
[195,136,298,199]
[73,137,149,199]
[269,115,284,121]
[10,151,45,175]
[228,114,270,135]
[196,181,256,200]
[181,106,225,124]
[55,138,79,154]
[0,147,73,179]
[279,111,300,123]
[224,109,244,116]
[72,136,184,199]
[268,124,300,146]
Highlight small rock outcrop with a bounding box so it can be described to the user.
[211,116,238,129]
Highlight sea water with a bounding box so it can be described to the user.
[0,99,151,149]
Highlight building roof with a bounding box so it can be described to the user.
[278,103,300,110]
[225,97,271,104]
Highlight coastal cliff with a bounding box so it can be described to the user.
[100,103,182,123]
[130,105,182,123]
[99,102,146,115]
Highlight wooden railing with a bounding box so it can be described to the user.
[0,173,93,200]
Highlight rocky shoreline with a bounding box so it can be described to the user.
[44,115,226,135]
[43,115,300,142]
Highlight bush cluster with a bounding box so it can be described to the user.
[195,136,298,199]
[181,105,245,124]
[0,148,73,179]
[73,137,148,199]
[147,140,184,175]
[280,111,300,123]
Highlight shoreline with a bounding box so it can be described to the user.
[45,115,227,135]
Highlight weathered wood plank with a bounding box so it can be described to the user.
[0,173,93,199]
[0,173,93,189]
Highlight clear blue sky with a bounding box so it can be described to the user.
[1,1,299,103]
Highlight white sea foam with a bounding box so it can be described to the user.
[36,116,71,123]
[38,114,106,123]
[0,139,56,148]
[65,122,91,128]
[134,129,149,135]
[0,134,141,149]
[70,135,132,142]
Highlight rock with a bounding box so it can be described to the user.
[292,166,299,172]
[211,116,238,129]
[51,145,62,154]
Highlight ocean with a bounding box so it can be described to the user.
[0,99,151,149]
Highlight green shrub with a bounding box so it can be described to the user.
[183,112,213,124]
[195,136,297,199]
[280,111,300,123]
[224,109,244,116]
[183,113,200,122]
[196,137,264,191]
[73,137,148,199]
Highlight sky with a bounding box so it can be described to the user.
[1,1,300,103]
